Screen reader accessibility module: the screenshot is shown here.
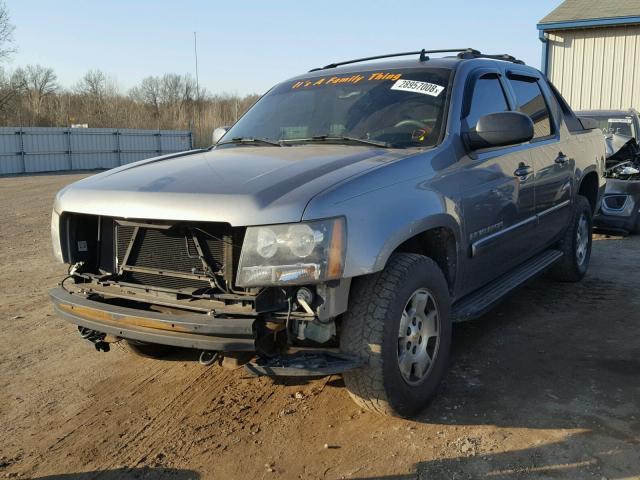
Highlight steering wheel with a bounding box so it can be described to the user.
[366,119,432,144]
[393,119,430,129]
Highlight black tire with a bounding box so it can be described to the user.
[549,195,593,282]
[340,253,452,417]
[633,211,640,235]
[122,340,177,358]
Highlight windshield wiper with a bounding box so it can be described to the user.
[284,135,391,148]
[218,137,282,147]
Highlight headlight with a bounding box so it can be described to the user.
[51,210,64,263]
[237,217,346,287]
[256,227,278,258]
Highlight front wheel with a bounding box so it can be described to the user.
[340,253,452,417]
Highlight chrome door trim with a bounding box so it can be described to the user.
[471,199,571,257]
[471,216,537,257]
[537,199,571,218]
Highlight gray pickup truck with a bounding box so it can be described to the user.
[50,48,605,417]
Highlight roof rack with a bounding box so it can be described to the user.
[456,50,525,64]
[309,48,524,72]
[309,49,472,72]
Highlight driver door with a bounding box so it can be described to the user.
[457,70,537,295]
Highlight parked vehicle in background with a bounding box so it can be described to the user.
[50,48,605,417]
[577,109,640,233]
[577,109,640,138]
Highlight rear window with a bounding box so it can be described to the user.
[581,115,636,138]
[508,77,552,139]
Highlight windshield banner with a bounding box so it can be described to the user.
[292,72,402,89]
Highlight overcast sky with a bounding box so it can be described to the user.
[7,0,562,96]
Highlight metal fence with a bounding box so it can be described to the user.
[0,127,193,175]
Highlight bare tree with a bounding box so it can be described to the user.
[0,1,15,61]
[12,65,58,122]
[0,67,15,116]
[130,76,162,129]
[0,62,259,145]
[156,73,197,128]
[76,69,108,99]
[74,69,121,125]
[130,76,161,106]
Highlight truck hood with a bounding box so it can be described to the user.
[55,145,416,225]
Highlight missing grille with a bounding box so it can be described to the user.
[111,219,243,292]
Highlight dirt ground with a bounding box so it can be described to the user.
[1,172,639,480]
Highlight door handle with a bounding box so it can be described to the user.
[514,164,533,178]
[555,152,568,164]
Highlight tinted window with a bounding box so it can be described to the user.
[509,78,552,138]
[466,76,509,127]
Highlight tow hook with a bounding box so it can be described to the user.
[199,350,222,366]
[77,326,116,352]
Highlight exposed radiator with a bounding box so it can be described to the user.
[113,221,242,292]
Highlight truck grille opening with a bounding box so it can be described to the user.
[110,220,244,292]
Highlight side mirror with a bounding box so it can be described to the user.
[466,111,534,150]
[577,116,598,130]
[212,126,230,144]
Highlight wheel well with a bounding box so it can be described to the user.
[394,227,457,294]
[578,172,599,213]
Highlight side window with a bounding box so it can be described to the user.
[466,76,509,127]
[508,77,552,138]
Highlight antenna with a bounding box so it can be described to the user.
[193,31,200,100]
[193,31,200,143]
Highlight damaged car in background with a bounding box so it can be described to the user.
[578,109,640,233]
[50,48,605,417]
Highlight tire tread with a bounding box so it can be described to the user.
[549,195,592,282]
[341,253,446,415]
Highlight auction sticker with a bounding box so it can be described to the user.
[391,79,444,97]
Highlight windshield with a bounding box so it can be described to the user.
[582,114,637,138]
[223,68,452,148]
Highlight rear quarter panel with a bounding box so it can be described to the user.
[571,127,607,203]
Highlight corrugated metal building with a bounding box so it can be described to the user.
[0,127,192,175]
[538,0,640,110]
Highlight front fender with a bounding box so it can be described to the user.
[371,212,462,273]
[303,175,462,278]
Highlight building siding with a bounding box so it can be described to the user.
[547,25,640,110]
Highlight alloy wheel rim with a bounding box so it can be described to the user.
[576,213,589,266]
[397,288,440,386]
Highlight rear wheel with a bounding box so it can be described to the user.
[632,209,640,234]
[550,195,593,282]
[122,340,178,358]
[340,253,452,417]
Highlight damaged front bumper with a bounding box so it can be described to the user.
[49,287,257,351]
[595,134,640,233]
[49,286,364,376]
[594,178,640,233]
